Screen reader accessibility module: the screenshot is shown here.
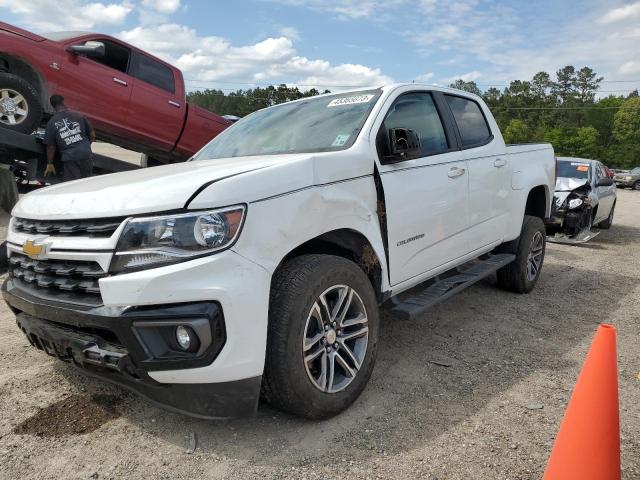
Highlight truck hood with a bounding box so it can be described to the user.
[13,154,316,220]
[0,22,46,42]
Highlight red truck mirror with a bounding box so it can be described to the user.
[67,41,105,58]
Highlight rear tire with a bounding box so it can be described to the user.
[262,254,379,419]
[0,73,42,134]
[596,202,615,229]
[496,215,546,294]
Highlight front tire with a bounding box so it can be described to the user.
[497,215,546,294]
[0,73,42,133]
[262,254,379,419]
[634,181,640,191]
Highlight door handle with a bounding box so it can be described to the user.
[447,167,466,178]
[494,158,507,168]
[168,100,181,108]
[113,77,127,86]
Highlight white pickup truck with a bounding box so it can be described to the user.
[2,84,555,419]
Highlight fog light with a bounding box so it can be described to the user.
[176,326,193,351]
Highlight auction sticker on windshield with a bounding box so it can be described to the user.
[327,94,375,107]
[332,134,351,147]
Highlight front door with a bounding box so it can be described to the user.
[56,38,134,136]
[594,162,616,222]
[377,91,470,286]
[128,52,184,152]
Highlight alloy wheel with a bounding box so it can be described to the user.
[303,284,369,393]
[0,88,29,126]
[526,231,544,282]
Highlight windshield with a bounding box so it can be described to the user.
[557,160,591,180]
[193,90,381,160]
[631,167,640,175]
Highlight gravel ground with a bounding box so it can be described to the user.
[1,190,639,480]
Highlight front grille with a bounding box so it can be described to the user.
[13,217,124,237]
[8,253,108,296]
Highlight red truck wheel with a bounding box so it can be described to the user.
[0,72,43,134]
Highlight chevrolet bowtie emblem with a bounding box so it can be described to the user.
[22,239,50,259]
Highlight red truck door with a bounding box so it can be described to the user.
[127,51,184,152]
[55,38,134,137]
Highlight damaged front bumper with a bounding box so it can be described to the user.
[546,189,597,244]
[2,279,261,419]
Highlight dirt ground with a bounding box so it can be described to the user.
[0,190,639,480]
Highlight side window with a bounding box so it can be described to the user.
[595,164,606,181]
[378,92,449,159]
[89,40,130,73]
[134,53,175,94]
[445,95,491,147]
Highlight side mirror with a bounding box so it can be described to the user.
[596,177,614,187]
[389,128,421,160]
[68,41,105,58]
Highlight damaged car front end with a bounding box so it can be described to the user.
[545,158,612,244]
[547,178,598,243]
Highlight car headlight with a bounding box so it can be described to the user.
[567,198,583,209]
[626,176,633,181]
[110,206,246,273]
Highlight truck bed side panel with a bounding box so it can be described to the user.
[503,144,555,241]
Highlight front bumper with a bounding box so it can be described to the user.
[2,279,261,419]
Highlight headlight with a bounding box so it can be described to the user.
[567,198,583,209]
[110,206,246,273]
[626,176,633,181]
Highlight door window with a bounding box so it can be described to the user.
[445,95,492,147]
[88,40,130,73]
[133,53,175,93]
[378,92,449,160]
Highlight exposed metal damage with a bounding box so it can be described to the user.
[547,177,599,244]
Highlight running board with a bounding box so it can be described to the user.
[388,253,516,321]
[547,229,600,245]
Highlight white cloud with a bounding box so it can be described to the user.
[265,0,406,20]
[279,26,300,41]
[0,0,133,31]
[141,0,181,13]
[414,72,435,82]
[619,61,640,75]
[599,2,640,23]
[119,23,392,90]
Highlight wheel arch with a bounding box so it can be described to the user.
[0,53,50,114]
[524,184,549,220]
[275,228,386,304]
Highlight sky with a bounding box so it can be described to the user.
[1,0,639,94]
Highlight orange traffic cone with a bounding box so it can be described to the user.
[543,324,620,480]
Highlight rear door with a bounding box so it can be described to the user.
[127,51,184,151]
[376,90,470,286]
[57,38,134,136]
[444,94,510,249]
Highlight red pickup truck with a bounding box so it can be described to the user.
[0,22,230,164]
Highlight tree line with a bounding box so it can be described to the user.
[187,66,640,169]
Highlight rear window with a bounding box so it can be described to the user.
[134,54,175,93]
[445,95,491,147]
[557,161,590,180]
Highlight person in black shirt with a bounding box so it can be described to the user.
[43,95,95,181]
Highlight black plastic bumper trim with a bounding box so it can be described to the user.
[1,279,226,371]
[6,293,258,419]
